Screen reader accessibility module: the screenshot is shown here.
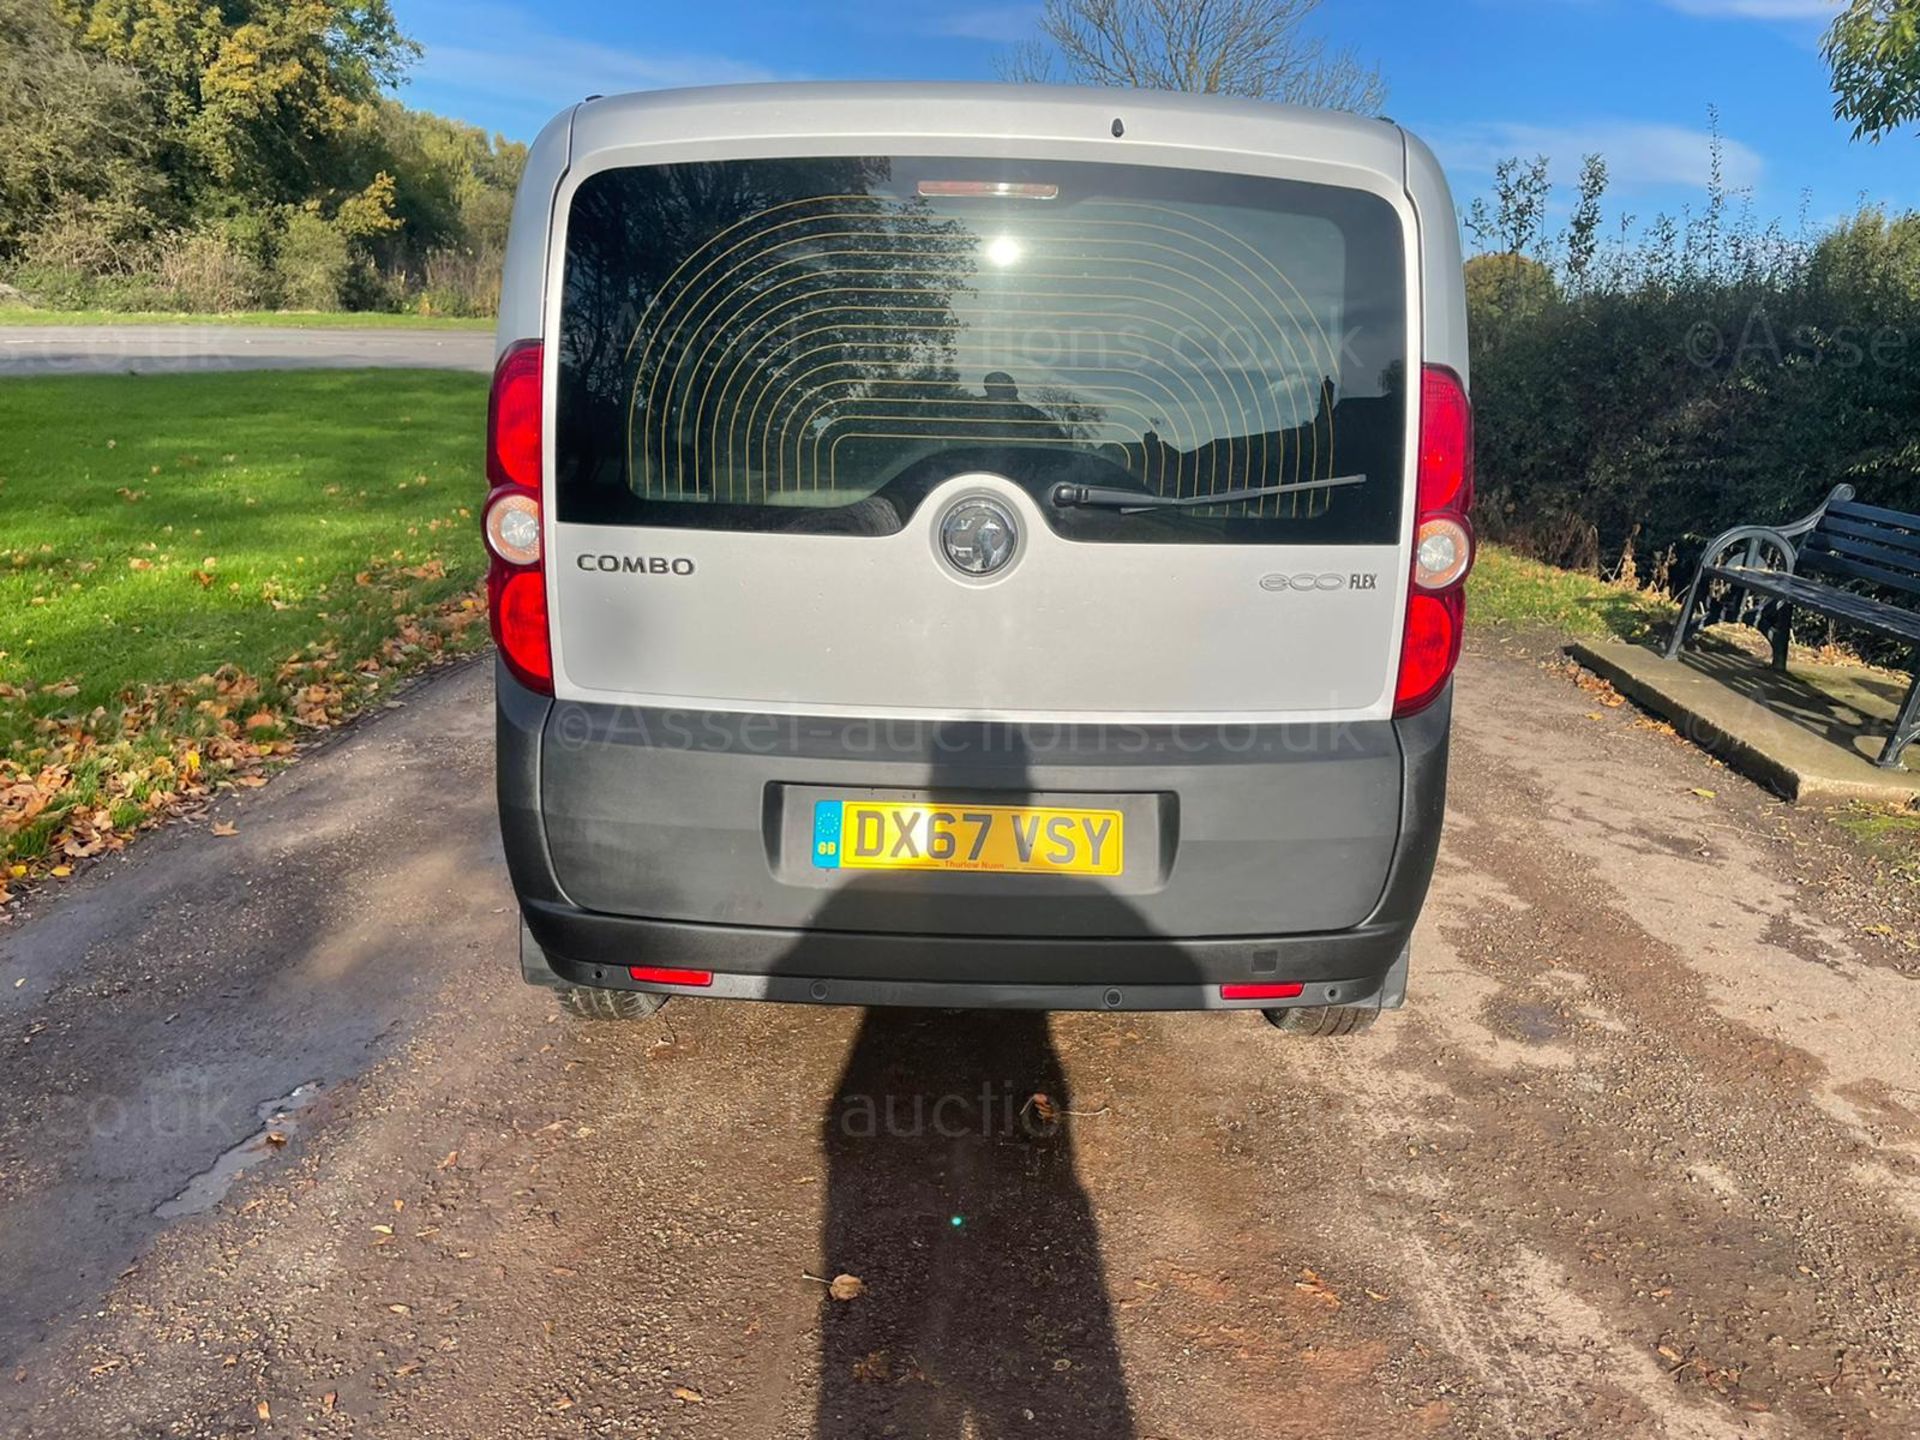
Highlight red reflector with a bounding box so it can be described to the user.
[1220,982,1306,1001]
[489,566,552,692]
[1394,588,1465,717]
[628,966,713,987]
[487,340,543,489]
[1417,364,1473,515]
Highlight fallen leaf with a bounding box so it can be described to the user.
[1294,1268,1340,1307]
[263,1132,287,1147]
[322,1391,337,1414]
[210,821,237,837]
[256,1400,271,1421]
[437,1150,458,1170]
[829,1274,866,1302]
[1690,788,1717,800]
[371,1224,394,1236]
[49,865,71,879]
[388,1303,412,1315]
[672,1386,705,1403]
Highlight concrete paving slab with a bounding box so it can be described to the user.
[1568,634,1920,805]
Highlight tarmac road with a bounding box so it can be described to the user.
[1,638,1917,1438]
[0,324,492,376]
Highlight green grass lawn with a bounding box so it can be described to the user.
[0,308,492,330]
[1471,544,1674,642]
[0,369,489,873]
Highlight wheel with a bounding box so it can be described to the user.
[559,986,667,1021]
[1264,1003,1379,1037]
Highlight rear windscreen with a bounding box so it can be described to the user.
[557,156,1406,544]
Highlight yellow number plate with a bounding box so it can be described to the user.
[812,800,1124,876]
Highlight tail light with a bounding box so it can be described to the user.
[1395,365,1475,717]
[487,340,543,490]
[485,341,552,693]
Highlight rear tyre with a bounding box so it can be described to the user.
[559,986,666,1022]
[1264,1003,1379,1037]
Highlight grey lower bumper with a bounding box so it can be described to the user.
[497,661,1451,1011]
[521,917,1411,1013]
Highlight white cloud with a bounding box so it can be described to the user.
[1659,0,1836,19]
[408,3,784,113]
[1429,120,1765,192]
[935,5,1043,43]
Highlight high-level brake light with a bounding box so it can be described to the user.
[917,180,1059,200]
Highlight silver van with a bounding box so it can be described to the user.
[488,83,1472,1035]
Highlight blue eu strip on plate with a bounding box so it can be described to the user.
[811,800,843,869]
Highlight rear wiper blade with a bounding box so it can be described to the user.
[1050,474,1367,514]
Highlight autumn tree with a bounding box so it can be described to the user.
[0,0,160,261]
[998,0,1385,113]
[52,0,418,206]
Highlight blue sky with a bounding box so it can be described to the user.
[391,0,1914,233]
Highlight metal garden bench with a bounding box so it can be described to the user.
[1666,483,1920,770]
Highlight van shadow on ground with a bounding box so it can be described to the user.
[772,728,1203,1438]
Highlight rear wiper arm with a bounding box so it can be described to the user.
[1050,473,1367,514]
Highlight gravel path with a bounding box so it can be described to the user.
[2,638,1915,1438]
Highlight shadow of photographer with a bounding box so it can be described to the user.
[772,725,1203,1438]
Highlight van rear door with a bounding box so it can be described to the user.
[543,117,1417,725]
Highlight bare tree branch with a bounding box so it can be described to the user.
[1002,0,1385,114]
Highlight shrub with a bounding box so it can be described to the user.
[1465,144,1920,592]
[271,206,352,310]
[416,244,502,317]
[3,262,172,311]
[156,229,269,311]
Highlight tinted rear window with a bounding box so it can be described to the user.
[557,156,1406,544]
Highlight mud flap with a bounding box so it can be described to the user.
[520,919,568,990]
[1376,945,1410,1010]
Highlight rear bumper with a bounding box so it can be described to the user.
[521,901,1412,1011]
[522,916,1409,1012]
[497,662,1451,1010]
